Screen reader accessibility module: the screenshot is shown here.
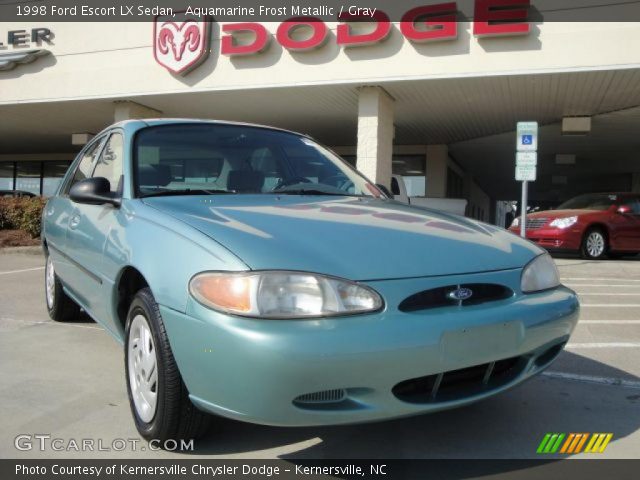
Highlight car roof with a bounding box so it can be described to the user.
[102,118,310,139]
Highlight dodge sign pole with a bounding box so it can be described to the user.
[516,122,538,238]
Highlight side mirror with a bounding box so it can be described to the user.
[376,183,393,199]
[617,205,632,215]
[69,177,121,207]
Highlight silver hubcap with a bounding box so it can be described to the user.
[128,314,158,423]
[586,232,605,258]
[45,257,55,309]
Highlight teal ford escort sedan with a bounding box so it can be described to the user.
[42,119,579,442]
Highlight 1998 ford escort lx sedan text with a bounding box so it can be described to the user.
[42,119,579,443]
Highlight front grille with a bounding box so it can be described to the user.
[526,217,548,230]
[293,389,347,405]
[392,356,525,404]
[398,284,512,312]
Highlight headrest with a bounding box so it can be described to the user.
[138,164,172,187]
[227,170,265,193]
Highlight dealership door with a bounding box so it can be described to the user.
[65,132,125,335]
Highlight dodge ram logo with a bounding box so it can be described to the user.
[153,14,210,75]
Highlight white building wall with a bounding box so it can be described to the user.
[1,22,640,104]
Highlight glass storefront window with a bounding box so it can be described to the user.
[15,162,42,195]
[43,162,72,197]
[0,162,15,191]
[1,161,72,196]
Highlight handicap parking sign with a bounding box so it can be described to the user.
[516,122,538,151]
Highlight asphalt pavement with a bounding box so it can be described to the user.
[1,249,639,459]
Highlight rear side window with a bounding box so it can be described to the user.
[391,177,400,196]
[65,138,104,193]
[93,133,124,193]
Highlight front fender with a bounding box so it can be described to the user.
[105,200,249,317]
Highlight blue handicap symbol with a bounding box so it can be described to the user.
[522,134,533,145]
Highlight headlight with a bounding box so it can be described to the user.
[510,217,519,228]
[549,216,578,229]
[521,254,560,293]
[189,271,384,318]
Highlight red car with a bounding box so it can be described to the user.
[509,193,640,259]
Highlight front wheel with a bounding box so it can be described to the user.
[125,288,210,444]
[581,228,607,260]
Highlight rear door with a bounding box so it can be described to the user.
[611,196,640,251]
[45,137,105,288]
[627,197,640,251]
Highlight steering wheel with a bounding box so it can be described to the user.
[320,175,355,192]
[272,176,312,191]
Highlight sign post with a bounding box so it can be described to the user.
[516,122,538,237]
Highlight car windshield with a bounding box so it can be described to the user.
[133,124,379,198]
[557,193,619,211]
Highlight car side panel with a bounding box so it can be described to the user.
[89,200,249,342]
[42,196,76,281]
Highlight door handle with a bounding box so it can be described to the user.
[69,215,80,230]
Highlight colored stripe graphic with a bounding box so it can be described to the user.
[537,433,565,453]
[537,434,552,453]
[559,434,575,454]
[585,433,613,453]
[538,433,613,454]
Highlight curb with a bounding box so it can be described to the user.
[0,245,43,255]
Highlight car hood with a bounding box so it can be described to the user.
[527,209,601,219]
[142,195,541,280]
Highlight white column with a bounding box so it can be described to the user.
[356,86,394,188]
[425,145,448,198]
[113,100,162,122]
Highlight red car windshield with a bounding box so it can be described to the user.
[557,194,619,211]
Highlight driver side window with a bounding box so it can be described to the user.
[64,137,105,194]
[93,133,124,193]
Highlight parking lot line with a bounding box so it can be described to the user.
[566,342,640,348]
[579,293,640,296]
[561,277,640,282]
[0,266,44,276]
[580,304,640,307]
[542,371,640,389]
[565,284,640,287]
[580,320,640,324]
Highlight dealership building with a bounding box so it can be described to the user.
[2,3,640,224]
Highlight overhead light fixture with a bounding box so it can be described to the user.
[562,117,591,136]
[555,154,576,165]
[71,133,94,145]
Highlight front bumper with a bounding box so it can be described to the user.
[508,226,583,251]
[161,268,579,427]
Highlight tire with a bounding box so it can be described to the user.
[581,228,608,260]
[125,287,210,444]
[45,253,81,322]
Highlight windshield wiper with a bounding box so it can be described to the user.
[272,189,350,196]
[270,186,354,196]
[141,189,234,198]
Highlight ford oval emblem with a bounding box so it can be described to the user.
[448,287,473,301]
